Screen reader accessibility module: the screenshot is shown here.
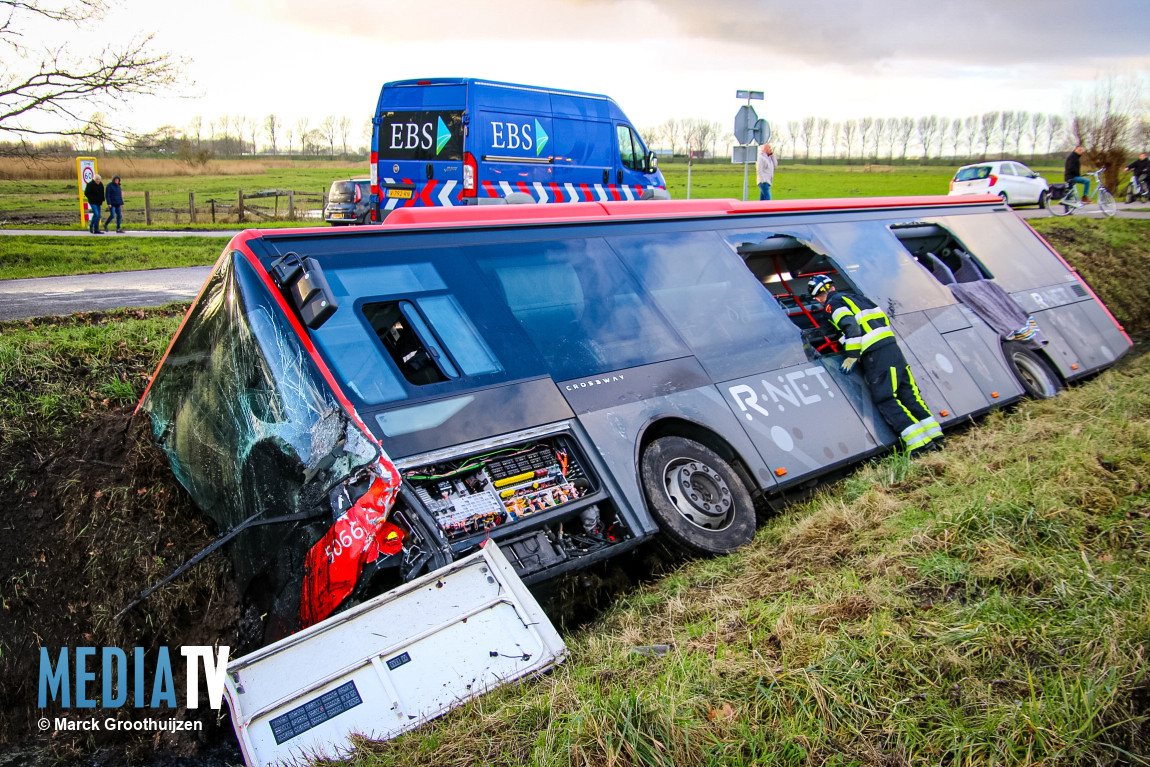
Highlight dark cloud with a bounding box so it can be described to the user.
[583,0,1150,67]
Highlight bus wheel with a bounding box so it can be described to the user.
[1004,342,1063,399]
[640,436,756,555]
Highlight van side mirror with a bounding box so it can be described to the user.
[647,151,659,173]
[270,252,338,329]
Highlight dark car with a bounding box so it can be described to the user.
[324,178,373,225]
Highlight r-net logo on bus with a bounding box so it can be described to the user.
[378,111,463,162]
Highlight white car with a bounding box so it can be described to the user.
[948,161,1050,208]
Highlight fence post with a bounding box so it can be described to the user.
[288,191,294,220]
[144,190,152,225]
[211,199,216,223]
[238,190,244,223]
[189,192,196,223]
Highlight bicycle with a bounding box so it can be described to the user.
[1048,168,1117,217]
[1123,174,1149,203]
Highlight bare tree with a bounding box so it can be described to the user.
[249,117,259,155]
[284,126,294,158]
[829,121,842,161]
[1026,113,1045,159]
[786,120,800,159]
[950,117,964,159]
[963,115,979,158]
[710,120,724,160]
[295,117,310,157]
[859,117,874,161]
[841,119,857,162]
[1070,75,1144,190]
[1009,110,1028,156]
[895,117,914,161]
[0,0,181,151]
[931,116,949,160]
[662,118,682,157]
[916,115,939,162]
[338,116,352,157]
[265,114,279,155]
[979,112,999,159]
[1046,114,1064,155]
[799,116,816,160]
[319,116,337,157]
[814,117,830,162]
[231,115,244,154]
[189,115,202,151]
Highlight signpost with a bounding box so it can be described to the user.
[76,157,97,228]
[733,91,770,201]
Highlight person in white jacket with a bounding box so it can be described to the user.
[756,143,778,200]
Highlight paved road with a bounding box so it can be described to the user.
[0,266,212,321]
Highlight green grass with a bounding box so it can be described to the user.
[661,161,1067,201]
[0,236,225,279]
[0,163,364,214]
[0,307,185,446]
[333,349,1150,766]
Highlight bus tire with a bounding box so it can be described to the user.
[640,436,756,556]
[1004,342,1063,399]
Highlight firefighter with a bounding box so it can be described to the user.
[808,274,943,455]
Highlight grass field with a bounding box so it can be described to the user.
[0,235,225,279]
[0,217,1146,764]
[0,158,1077,230]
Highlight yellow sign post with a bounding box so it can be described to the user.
[76,157,97,228]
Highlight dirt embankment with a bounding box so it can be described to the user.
[0,407,243,764]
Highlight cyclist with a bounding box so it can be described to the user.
[1125,151,1150,198]
[1065,145,1092,202]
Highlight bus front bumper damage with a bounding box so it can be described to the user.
[137,250,447,642]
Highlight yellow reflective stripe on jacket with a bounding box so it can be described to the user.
[856,326,894,352]
[837,295,894,355]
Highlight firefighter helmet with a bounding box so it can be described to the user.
[807,274,834,297]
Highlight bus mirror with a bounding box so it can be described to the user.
[270,252,339,330]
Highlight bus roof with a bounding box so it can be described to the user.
[377,195,1004,231]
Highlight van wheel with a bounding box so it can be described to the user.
[998,191,1010,207]
[1004,342,1062,399]
[1038,191,1048,209]
[640,436,755,555]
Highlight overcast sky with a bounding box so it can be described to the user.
[17,0,1150,141]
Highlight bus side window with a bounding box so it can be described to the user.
[739,240,844,357]
[364,301,456,386]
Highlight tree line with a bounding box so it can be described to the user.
[643,109,1150,166]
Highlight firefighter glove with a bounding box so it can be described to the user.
[839,356,859,374]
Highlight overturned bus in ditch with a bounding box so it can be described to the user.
[138,195,1130,643]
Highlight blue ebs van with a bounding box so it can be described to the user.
[370,78,665,218]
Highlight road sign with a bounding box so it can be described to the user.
[732,145,757,164]
[735,105,759,145]
[753,118,771,145]
[736,90,764,100]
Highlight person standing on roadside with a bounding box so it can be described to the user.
[756,143,778,201]
[1065,145,1091,202]
[83,174,105,233]
[103,175,124,233]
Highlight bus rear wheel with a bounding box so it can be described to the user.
[640,436,756,556]
[1004,342,1063,399]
